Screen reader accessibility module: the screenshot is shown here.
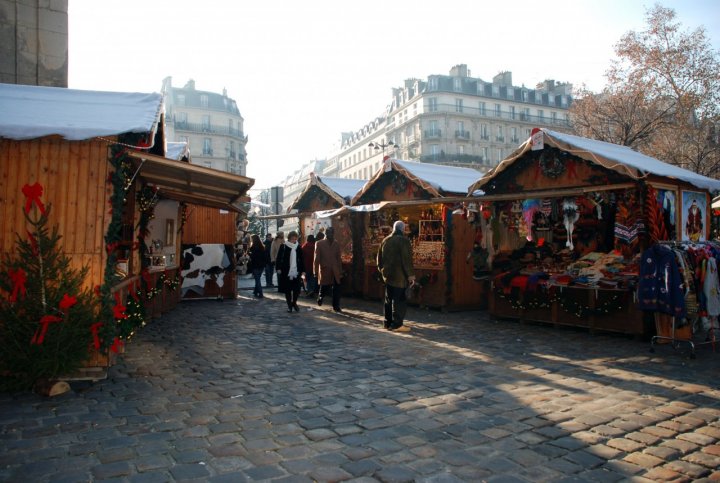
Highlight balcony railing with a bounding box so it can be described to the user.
[419,103,571,126]
[174,120,244,138]
[202,148,213,156]
[424,129,442,139]
[455,130,470,140]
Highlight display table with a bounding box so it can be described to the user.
[489,280,645,335]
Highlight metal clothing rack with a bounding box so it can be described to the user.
[649,241,720,357]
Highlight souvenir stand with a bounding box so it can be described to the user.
[288,174,367,294]
[350,159,484,309]
[468,128,720,337]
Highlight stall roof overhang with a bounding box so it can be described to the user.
[288,173,368,211]
[468,128,720,194]
[0,83,163,141]
[127,151,254,212]
[352,159,483,204]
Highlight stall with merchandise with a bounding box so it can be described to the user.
[348,159,485,308]
[467,129,720,336]
[289,174,367,294]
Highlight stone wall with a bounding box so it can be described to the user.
[0,0,68,87]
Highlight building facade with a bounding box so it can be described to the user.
[323,65,572,180]
[0,0,68,87]
[162,77,248,176]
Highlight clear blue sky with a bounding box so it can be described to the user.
[68,0,720,190]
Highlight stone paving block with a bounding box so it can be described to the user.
[128,471,174,483]
[373,465,418,483]
[664,459,712,479]
[606,438,645,452]
[641,425,678,439]
[602,459,644,476]
[343,458,382,477]
[661,438,700,455]
[91,461,133,479]
[243,464,286,480]
[683,450,720,469]
[678,432,716,446]
[623,451,664,468]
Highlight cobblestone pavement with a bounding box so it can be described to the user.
[1,281,719,482]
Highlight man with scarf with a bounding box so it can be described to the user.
[276,231,305,312]
[377,220,415,332]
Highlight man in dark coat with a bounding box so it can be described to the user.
[377,220,415,331]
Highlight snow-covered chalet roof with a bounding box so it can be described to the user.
[469,128,720,193]
[352,158,482,204]
[319,176,368,200]
[0,83,163,141]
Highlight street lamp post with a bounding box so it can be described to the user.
[368,141,399,160]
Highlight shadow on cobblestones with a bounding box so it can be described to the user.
[1,290,719,482]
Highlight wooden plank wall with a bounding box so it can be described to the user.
[450,213,488,308]
[0,138,112,289]
[182,205,237,245]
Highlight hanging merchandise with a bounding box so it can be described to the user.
[614,192,645,258]
[522,199,541,242]
[562,198,579,250]
[638,244,686,319]
[645,185,670,244]
[702,256,720,331]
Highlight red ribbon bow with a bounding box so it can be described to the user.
[90,322,103,350]
[8,268,27,303]
[30,315,63,345]
[21,182,46,215]
[113,292,128,319]
[110,337,124,353]
[59,294,78,310]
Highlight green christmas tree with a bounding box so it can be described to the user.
[0,183,99,391]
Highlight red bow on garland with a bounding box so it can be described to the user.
[110,337,124,353]
[113,292,128,319]
[8,268,27,303]
[22,182,46,215]
[30,315,62,345]
[90,322,103,350]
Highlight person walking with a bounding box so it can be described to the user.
[313,227,343,312]
[301,234,317,297]
[276,231,305,312]
[270,232,284,292]
[247,234,267,298]
[263,233,274,287]
[377,220,415,332]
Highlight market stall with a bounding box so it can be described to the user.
[288,173,367,294]
[467,128,720,336]
[349,159,485,309]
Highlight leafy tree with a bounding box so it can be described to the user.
[571,4,720,176]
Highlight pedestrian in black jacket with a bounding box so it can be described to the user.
[248,234,267,298]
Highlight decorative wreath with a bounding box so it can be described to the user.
[539,150,565,179]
